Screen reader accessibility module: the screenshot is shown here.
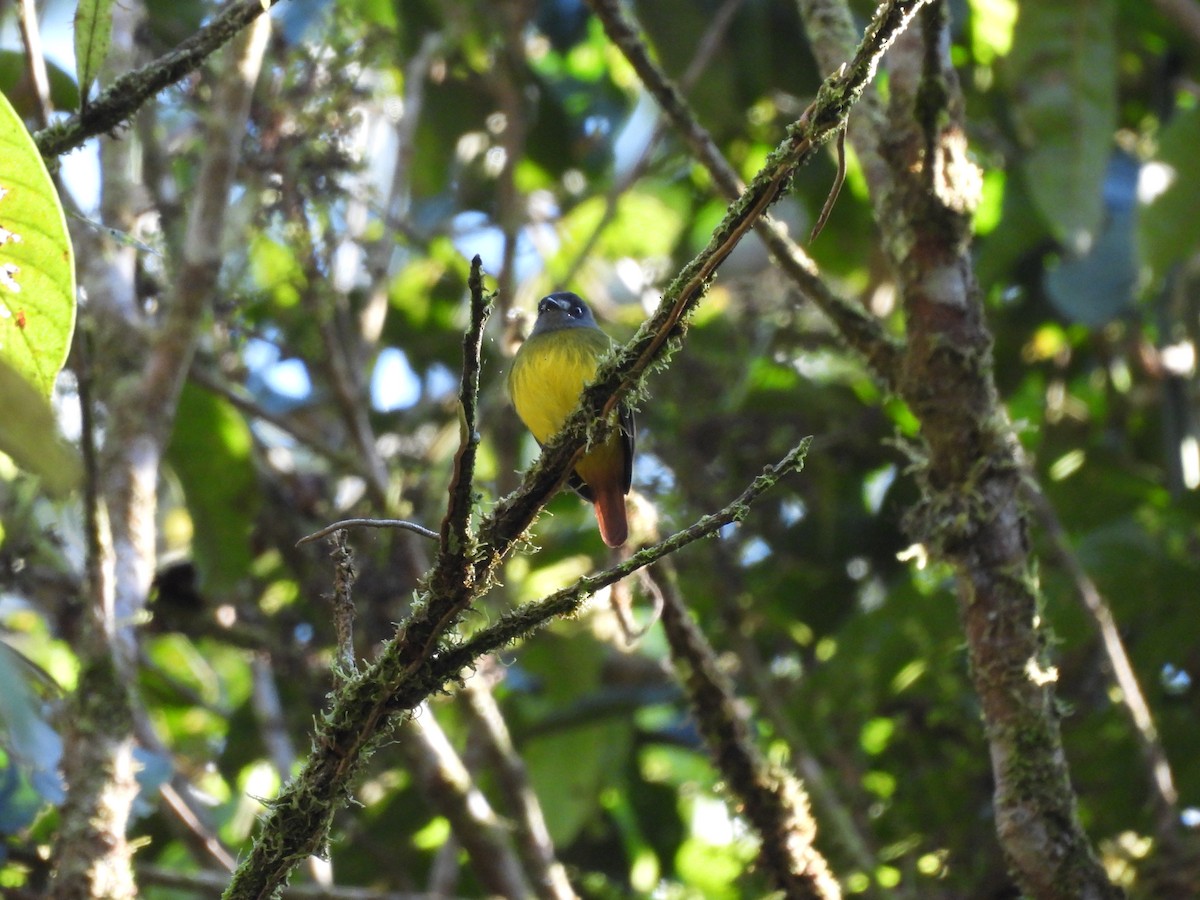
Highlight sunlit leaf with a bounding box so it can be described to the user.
[0,89,76,396]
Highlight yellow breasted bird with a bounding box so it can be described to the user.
[508,292,634,547]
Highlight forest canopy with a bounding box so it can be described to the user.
[1,0,1199,898]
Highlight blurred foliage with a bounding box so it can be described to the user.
[1,0,1199,896]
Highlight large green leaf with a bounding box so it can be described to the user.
[1006,0,1116,248]
[166,384,261,592]
[74,0,116,105]
[523,718,632,846]
[1045,208,1136,327]
[0,51,81,116]
[0,642,64,813]
[0,89,76,396]
[0,356,80,496]
[1137,105,1200,285]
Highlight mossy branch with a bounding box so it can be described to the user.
[225,6,920,897]
[807,2,1122,896]
[654,560,840,899]
[486,0,930,563]
[431,256,492,593]
[223,439,810,899]
[34,0,283,159]
[587,0,909,383]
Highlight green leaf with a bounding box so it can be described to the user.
[0,89,77,395]
[74,0,116,105]
[0,357,80,496]
[523,719,632,846]
[1137,104,1200,285]
[0,642,65,809]
[1045,208,1136,327]
[1006,0,1116,248]
[0,51,82,115]
[166,384,261,592]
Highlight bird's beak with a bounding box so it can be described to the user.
[538,295,571,315]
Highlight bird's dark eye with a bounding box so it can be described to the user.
[569,304,583,317]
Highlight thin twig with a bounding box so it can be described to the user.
[159,780,238,872]
[297,519,439,546]
[1025,481,1179,833]
[190,365,362,472]
[809,127,847,243]
[440,438,812,671]
[328,530,359,679]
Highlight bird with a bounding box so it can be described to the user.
[508,291,634,547]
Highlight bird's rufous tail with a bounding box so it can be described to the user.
[592,482,628,548]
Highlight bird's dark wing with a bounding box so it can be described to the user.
[619,404,635,494]
[566,403,634,501]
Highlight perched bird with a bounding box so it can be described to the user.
[508,292,634,547]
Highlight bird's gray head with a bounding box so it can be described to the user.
[530,291,598,335]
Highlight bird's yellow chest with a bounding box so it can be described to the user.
[508,330,609,444]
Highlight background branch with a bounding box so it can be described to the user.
[652,559,840,899]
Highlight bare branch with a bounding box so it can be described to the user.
[1025,482,1179,832]
[16,0,52,129]
[401,709,535,898]
[297,519,440,546]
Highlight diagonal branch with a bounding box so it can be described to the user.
[561,0,747,286]
[587,0,906,384]
[223,438,810,899]
[34,0,284,159]
[485,0,928,571]
[652,559,840,899]
[223,4,925,892]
